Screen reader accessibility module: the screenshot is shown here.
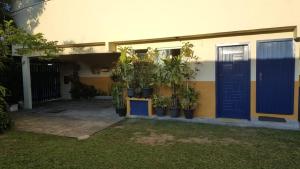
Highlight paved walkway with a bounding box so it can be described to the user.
[12,100,124,139]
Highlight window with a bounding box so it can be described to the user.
[134,48,181,63]
[157,48,180,63]
[134,49,148,59]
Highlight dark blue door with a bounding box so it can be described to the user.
[216,45,250,120]
[256,39,295,115]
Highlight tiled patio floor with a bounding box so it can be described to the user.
[12,100,124,139]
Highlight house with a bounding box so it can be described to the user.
[12,0,300,126]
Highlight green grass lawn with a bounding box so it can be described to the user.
[1,119,300,169]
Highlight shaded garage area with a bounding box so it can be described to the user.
[12,100,124,139]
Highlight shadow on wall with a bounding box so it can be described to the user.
[62,41,95,54]
[12,0,47,33]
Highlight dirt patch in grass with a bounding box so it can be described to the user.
[219,138,241,145]
[0,134,6,139]
[131,129,252,146]
[178,137,212,144]
[219,137,253,146]
[132,131,175,146]
[114,125,125,129]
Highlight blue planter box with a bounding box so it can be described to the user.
[127,98,152,116]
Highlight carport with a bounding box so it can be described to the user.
[13,43,122,139]
[20,42,120,109]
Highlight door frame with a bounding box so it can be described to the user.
[215,42,251,120]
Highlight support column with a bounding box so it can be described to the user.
[22,56,32,109]
[106,42,117,52]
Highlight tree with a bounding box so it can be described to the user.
[0,19,61,132]
[0,0,12,24]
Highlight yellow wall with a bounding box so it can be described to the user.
[13,0,300,44]
[79,77,113,94]
[189,81,216,118]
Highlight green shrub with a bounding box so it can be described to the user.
[0,86,12,133]
[152,95,170,108]
[0,111,12,133]
[70,82,98,99]
[111,82,125,109]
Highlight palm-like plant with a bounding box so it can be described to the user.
[161,42,199,116]
[118,47,135,88]
[133,47,158,97]
[180,86,199,110]
[111,82,125,109]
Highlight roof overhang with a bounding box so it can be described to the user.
[59,52,120,69]
[113,26,297,45]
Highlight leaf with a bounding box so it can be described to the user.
[0,85,6,97]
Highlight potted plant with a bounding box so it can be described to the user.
[161,42,199,118]
[139,62,156,98]
[118,47,135,98]
[180,85,199,119]
[133,48,158,98]
[152,95,169,117]
[111,82,126,116]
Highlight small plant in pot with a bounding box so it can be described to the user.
[152,95,169,117]
[111,82,126,116]
[180,85,199,119]
[140,75,154,98]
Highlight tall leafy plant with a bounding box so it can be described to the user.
[118,47,135,88]
[111,82,125,109]
[161,42,199,110]
[137,48,158,89]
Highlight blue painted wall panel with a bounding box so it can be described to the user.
[256,39,295,115]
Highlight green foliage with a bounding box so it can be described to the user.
[70,65,98,99]
[0,20,61,58]
[161,42,199,107]
[0,20,61,130]
[133,47,158,89]
[111,43,200,108]
[161,42,198,87]
[179,85,199,110]
[0,86,12,133]
[114,47,135,88]
[111,82,125,109]
[0,111,12,133]
[70,82,99,99]
[152,95,170,108]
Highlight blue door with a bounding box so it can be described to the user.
[216,45,250,119]
[256,39,295,115]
